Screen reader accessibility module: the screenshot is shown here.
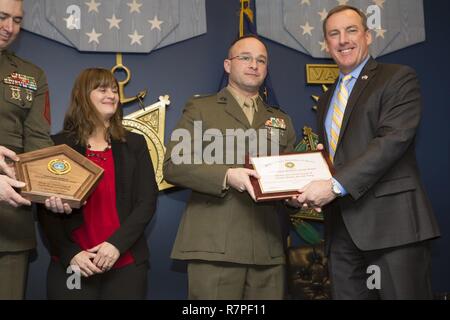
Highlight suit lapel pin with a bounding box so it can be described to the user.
[362,75,369,80]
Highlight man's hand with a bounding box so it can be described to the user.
[0,146,19,179]
[44,196,73,214]
[284,143,327,210]
[285,195,323,212]
[296,179,336,211]
[226,168,260,201]
[0,175,31,207]
[88,242,120,272]
[285,196,302,209]
[69,251,103,278]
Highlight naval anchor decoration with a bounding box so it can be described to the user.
[109,53,172,191]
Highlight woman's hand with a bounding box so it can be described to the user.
[45,196,72,214]
[88,242,120,272]
[69,251,103,277]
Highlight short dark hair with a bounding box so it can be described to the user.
[323,5,368,36]
[227,34,268,58]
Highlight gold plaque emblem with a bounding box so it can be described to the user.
[306,64,337,111]
[306,64,339,84]
[285,161,295,169]
[48,159,71,175]
[122,95,172,191]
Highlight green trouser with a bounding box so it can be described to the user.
[188,261,285,300]
[0,251,29,300]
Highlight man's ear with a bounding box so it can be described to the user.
[224,59,231,74]
[366,29,373,46]
[323,36,330,53]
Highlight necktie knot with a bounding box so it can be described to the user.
[342,74,352,87]
[244,98,254,109]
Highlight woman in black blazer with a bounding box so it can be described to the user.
[38,68,158,299]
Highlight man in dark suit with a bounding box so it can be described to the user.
[0,0,53,299]
[164,35,297,299]
[290,5,440,299]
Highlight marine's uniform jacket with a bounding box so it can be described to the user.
[0,50,53,252]
[164,88,297,265]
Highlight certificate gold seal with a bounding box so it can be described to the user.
[285,161,295,169]
[48,159,71,175]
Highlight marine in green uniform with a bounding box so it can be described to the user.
[164,35,297,299]
[0,0,53,299]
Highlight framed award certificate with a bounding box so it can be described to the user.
[15,144,104,208]
[246,151,334,202]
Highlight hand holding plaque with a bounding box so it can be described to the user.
[246,151,334,202]
[15,144,103,208]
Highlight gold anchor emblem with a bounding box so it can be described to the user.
[111,53,147,105]
[111,53,172,191]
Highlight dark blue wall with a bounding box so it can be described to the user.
[11,0,449,299]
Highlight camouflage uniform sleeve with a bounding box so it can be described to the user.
[23,69,53,152]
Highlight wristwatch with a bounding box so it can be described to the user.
[331,179,342,197]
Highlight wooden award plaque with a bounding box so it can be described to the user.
[15,144,104,208]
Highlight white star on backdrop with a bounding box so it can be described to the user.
[86,28,102,44]
[318,40,327,52]
[318,8,328,22]
[374,28,387,38]
[300,21,314,36]
[64,15,79,30]
[127,0,143,14]
[85,0,101,13]
[106,14,122,30]
[129,30,144,45]
[148,15,164,31]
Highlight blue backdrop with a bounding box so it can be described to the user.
[11,0,449,299]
